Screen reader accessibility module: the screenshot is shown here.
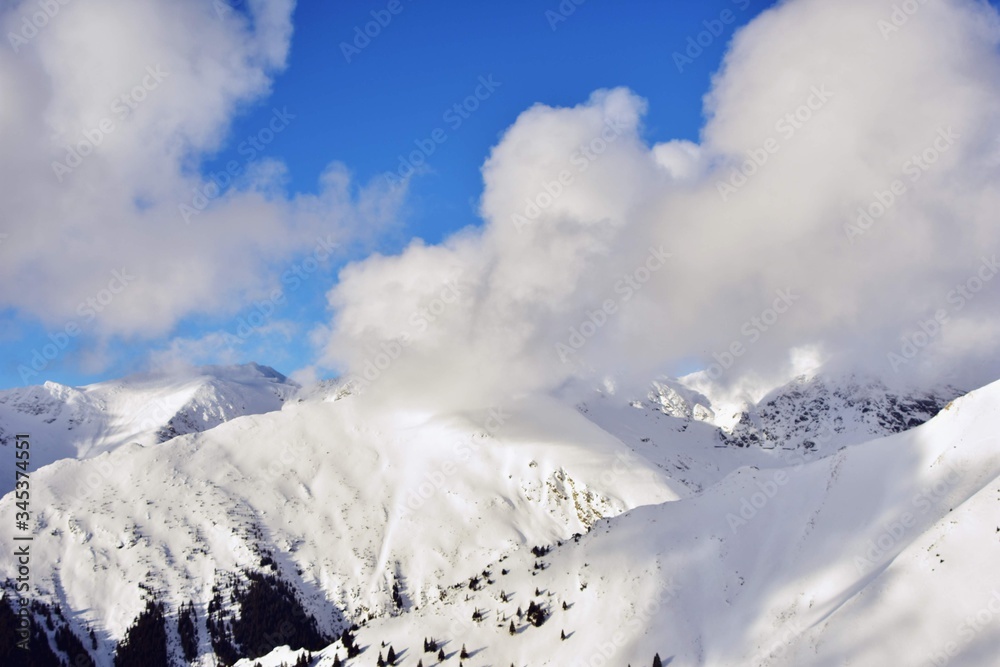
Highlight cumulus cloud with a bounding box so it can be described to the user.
[0,0,402,344]
[323,0,1000,410]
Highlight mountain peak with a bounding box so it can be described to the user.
[0,363,299,494]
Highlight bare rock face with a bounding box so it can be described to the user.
[721,374,961,453]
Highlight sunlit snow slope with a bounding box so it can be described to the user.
[0,393,676,658]
[0,363,297,494]
[0,368,975,666]
[292,381,996,667]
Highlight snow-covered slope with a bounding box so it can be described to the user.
[0,363,297,494]
[0,393,675,664]
[0,368,981,666]
[577,372,960,497]
[578,386,780,497]
[280,378,999,667]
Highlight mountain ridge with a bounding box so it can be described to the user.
[0,365,983,666]
[0,363,298,495]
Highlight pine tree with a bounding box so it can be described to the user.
[392,580,403,610]
[526,600,548,627]
[509,620,516,635]
[387,645,396,665]
[561,629,567,640]
[228,571,328,660]
[377,650,385,667]
[342,628,360,658]
[438,648,446,662]
[460,644,469,659]
[54,624,96,667]
[332,655,342,667]
[113,600,169,667]
[177,601,198,663]
[653,653,663,667]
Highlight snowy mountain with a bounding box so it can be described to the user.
[718,374,960,453]
[577,372,961,497]
[300,378,999,667]
[0,367,988,666]
[0,363,298,495]
[0,391,676,665]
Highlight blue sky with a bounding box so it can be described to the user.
[3,0,778,388]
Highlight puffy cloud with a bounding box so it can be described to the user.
[0,0,402,343]
[323,0,1000,410]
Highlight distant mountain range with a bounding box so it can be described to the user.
[1,364,995,666]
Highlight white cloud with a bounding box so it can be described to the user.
[652,140,704,181]
[323,0,1000,410]
[0,0,403,345]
